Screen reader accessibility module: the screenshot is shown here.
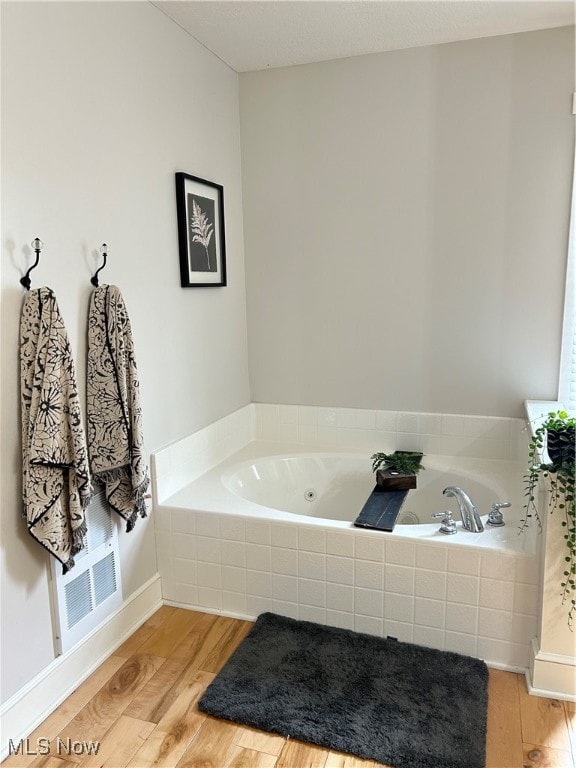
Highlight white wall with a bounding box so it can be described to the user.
[240,27,574,419]
[0,1,249,701]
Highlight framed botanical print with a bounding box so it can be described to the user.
[175,172,227,287]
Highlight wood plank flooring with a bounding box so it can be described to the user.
[3,607,575,768]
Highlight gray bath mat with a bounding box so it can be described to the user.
[198,612,488,768]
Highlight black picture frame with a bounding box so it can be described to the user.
[175,172,227,287]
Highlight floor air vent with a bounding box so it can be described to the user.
[50,486,122,654]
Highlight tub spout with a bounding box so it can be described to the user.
[442,486,484,532]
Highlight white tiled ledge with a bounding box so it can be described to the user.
[151,402,527,506]
[151,404,256,505]
[256,404,526,463]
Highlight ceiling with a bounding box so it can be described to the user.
[153,0,575,72]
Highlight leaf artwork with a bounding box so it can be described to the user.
[190,199,214,270]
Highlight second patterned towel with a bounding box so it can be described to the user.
[87,284,149,531]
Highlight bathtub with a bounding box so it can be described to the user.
[156,441,540,670]
[165,443,535,553]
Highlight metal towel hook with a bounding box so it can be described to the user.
[91,243,108,287]
[20,237,43,290]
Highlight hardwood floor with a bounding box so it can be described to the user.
[3,607,575,768]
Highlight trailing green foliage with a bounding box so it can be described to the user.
[522,410,576,629]
[371,451,424,476]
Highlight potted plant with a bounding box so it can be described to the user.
[370,451,424,490]
[522,410,575,628]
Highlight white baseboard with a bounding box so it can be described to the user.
[527,637,576,701]
[525,673,576,702]
[0,573,162,761]
[162,599,255,624]
[483,660,529,675]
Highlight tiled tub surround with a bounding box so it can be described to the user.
[152,404,540,671]
[254,404,527,462]
[152,405,256,505]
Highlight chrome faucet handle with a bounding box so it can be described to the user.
[432,510,457,535]
[487,501,511,527]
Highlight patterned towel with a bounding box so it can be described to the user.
[20,288,92,573]
[87,285,149,531]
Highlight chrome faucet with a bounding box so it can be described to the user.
[442,486,484,532]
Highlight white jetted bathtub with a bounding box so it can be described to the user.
[156,442,540,670]
[223,451,520,533]
[164,444,535,551]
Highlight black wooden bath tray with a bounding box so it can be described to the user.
[353,488,409,532]
[354,452,423,532]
